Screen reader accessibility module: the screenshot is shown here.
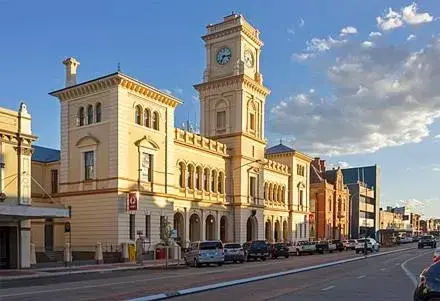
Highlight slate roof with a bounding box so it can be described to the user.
[325,169,338,185]
[265,143,295,155]
[32,146,60,163]
[310,164,325,184]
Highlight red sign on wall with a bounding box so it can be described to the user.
[127,192,139,212]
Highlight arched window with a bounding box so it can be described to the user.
[144,109,151,127]
[264,183,268,200]
[78,107,85,126]
[272,185,277,202]
[278,186,282,202]
[195,166,202,190]
[87,105,93,125]
[282,187,286,203]
[135,105,142,125]
[152,111,159,130]
[187,164,194,189]
[218,172,224,194]
[268,184,273,201]
[204,168,209,191]
[211,170,217,192]
[95,103,102,123]
[328,197,332,211]
[179,162,185,188]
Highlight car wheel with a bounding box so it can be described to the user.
[218,262,223,267]
[240,260,244,264]
[261,257,266,261]
[193,258,199,267]
[285,255,289,259]
[356,250,359,254]
[296,250,300,256]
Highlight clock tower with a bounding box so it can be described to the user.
[194,14,270,242]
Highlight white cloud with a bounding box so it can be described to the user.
[337,161,351,168]
[393,198,431,213]
[294,36,347,61]
[309,88,315,94]
[287,27,295,35]
[162,89,172,95]
[361,41,374,48]
[340,26,358,37]
[369,31,382,38]
[175,87,184,95]
[407,34,417,41]
[433,167,440,172]
[402,2,434,25]
[292,52,316,61]
[377,8,404,31]
[272,37,440,156]
[299,18,305,28]
[435,134,440,139]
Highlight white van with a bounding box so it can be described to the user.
[184,240,224,267]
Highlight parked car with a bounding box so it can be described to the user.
[224,243,245,263]
[269,243,290,259]
[316,240,336,254]
[433,247,440,263]
[243,240,269,261]
[413,236,421,242]
[418,235,437,249]
[413,260,440,300]
[355,238,380,253]
[332,240,345,252]
[400,236,414,244]
[184,240,224,267]
[347,239,357,250]
[292,240,316,256]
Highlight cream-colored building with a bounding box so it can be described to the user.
[0,104,68,269]
[31,14,313,255]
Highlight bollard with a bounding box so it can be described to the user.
[64,243,72,267]
[95,241,103,264]
[30,243,36,267]
[121,243,129,263]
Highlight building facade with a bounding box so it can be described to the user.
[379,207,404,231]
[28,14,313,257]
[393,206,422,235]
[310,158,350,240]
[0,104,68,269]
[342,166,381,239]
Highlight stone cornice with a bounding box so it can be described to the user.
[174,128,228,158]
[50,72,183,108]
[0,131,36,146]
[265,150,313,163]
[194,74,270,98]
[263,159,290,176]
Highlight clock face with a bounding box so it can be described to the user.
[216,47,232,65]
[244,50,254,68]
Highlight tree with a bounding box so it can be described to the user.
[160,219,174,246]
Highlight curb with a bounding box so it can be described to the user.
[129,247,414,301]
[0,263,186,281]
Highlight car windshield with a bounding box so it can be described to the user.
[199,241,223,250]
[422,236,432,239]
[224,243,241,249]
[251,241,267,247]
[357,239,365,243]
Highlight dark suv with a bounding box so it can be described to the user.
[243,240,269,261]
[418,235,437,249]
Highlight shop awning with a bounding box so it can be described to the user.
[0,204,69,218]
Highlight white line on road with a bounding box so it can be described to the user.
[357,275,366,279]
[380,268,386,271]
[321,285,335,291]
[400,251,430,287]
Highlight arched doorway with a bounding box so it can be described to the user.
[189,214,200,242]
[283,220,288,242]
[173,212,184,243]
[274,220,281,242]
[220,216,227,242]
[205,215,216,240]
[265,220,272,242]
[246,216,258,242]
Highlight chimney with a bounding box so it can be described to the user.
[63,57,80,87]
[312,157,321,172]
[320,160,326,173]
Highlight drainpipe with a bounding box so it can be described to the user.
[165,107,168,194]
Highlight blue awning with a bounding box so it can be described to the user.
[0,205,69,218]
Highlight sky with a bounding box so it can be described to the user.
[0,0,439,217]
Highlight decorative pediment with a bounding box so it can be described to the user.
[135,135,160,150]
[76,134,100,147]
[297,182,306,189]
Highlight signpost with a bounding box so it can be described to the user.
[127,192,139,212]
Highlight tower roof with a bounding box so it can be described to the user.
[265,143,295,155]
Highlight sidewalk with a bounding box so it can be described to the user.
[0,259,186,281]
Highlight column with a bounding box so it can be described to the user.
[279,217,284,242]
[201,210,206,240]
[216,211,220,240]
[20,220,31,268]
[184,208,190,246]
[271,216,275,242]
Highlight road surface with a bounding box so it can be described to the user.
[0,243,432,301]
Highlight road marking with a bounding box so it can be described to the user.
[380,268,386,271]
[129,247,413,301]
[357,275,366,279]
[400,251,430,288]
[321,285,335,291]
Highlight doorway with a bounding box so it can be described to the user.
[0,227,10,269]
[44,219,54,251]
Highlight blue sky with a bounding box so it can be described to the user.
[0,0,439,217]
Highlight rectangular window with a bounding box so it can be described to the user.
[84,151,95,180]
[299,190,304,207]
[129,214,135,240]
[250,176,256,199]
[249,113,255,131]
[145,215,151,240]
[141,153,153,182]
[216,111,226,129]
[51,169,58,194]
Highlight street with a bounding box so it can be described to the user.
[0,244,433,301]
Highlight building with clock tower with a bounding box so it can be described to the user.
[21,13,314,264]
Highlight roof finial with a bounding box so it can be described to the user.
[117,62,121,72]
[280,137,283,145]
